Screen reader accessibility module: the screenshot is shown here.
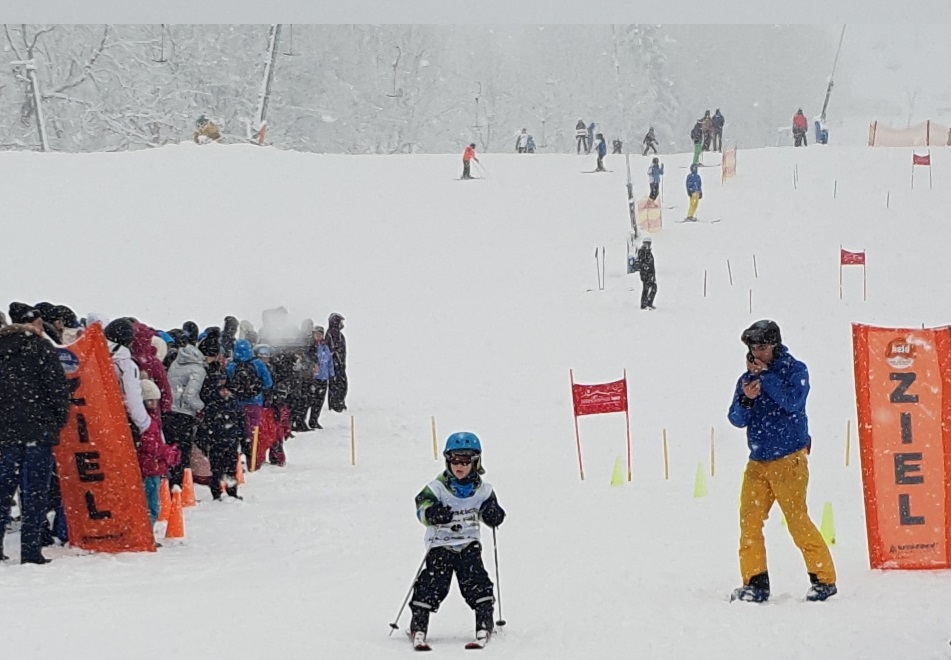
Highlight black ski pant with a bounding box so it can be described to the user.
[649,182,660,200]
[596,154,605,171]
[712,129,722,152]
[328,368,348,412]
[0,442,53,563]
[643,143,657,156]
[640,278,658,309]
[208,438,239,498]
[290,378,311,430]
[794,130,807,147]
[410,543,495,633]
[163,412,197,488]
[462,160,472,179]
[306,380,329,427]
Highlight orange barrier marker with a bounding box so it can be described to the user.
[182,468,197,507]
[164,490,186,540]
[158,478,171,522]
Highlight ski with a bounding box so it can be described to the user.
[465,632,491,649]
[407,631,432,652]
[582,170,613,174]
[676,218,721,224]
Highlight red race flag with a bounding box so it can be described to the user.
[572,378,628,416]
[841,248,866,266]
[913,153,931,166]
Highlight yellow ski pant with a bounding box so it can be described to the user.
[687,192,700,218]
[739,450,836,585]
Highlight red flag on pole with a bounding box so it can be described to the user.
[840,248,866,266]
[569,370,633,482]
[913,153,931,166]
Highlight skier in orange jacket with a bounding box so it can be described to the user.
[462,143,479,180]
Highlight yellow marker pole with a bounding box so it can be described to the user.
[350,415,356,466]
[250,426,260,472]
[710,426,716,477]
[431,416,438,460]
[845,419,852,467]
[662,428,669,480]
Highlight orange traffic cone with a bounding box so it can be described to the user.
[164,489,186,539]
[236,454,246,485]
[158,478,171,522]
[182,468,197,507]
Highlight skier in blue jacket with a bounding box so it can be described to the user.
[595,133,607,172]
[685,163,702,221]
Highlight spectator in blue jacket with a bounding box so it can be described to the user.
[685,163,702,221]
[226,338,274,456]
[305,326,334,429]
[647,157,664,200]
[727,320,837,604]
[595,133,607,172]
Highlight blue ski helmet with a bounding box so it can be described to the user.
[444,432,481,456]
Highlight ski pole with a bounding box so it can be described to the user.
[388,543,432,635]
[492,527,506,627]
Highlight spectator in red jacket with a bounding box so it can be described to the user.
[131,322,173,413]
[139,379,181,525]
[792,109,808,147]
[462,143,479,180]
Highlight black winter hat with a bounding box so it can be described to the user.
[742,320,782,346]
[9,302,42,324]
[182,321,200,343]
[49,305,80,328]
[104,318,135,348]
[198,334,221,357]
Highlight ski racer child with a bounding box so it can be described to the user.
[408,432,506,650]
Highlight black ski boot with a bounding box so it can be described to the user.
[475,603,495,635]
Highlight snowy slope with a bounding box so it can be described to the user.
[1,143,951,658]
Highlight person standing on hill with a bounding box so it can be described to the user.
[462,143,479,180]
[690,119,704,164]
[575,119,588,154]
[636,237,657,310]
[594,133,607,172]
[701,110,714,151]
[642,127,658,155]
[514,128,529,153]
[792,109,809,147]
[326,313,348,413]
[712,109,725,152]
[647,157,664,201]
[728,320,837,603]
[685,163,702,222]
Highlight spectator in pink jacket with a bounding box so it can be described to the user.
[139,379,181,525]
[131,322,173,413]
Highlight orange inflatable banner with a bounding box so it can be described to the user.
[54,324,156,553]
[852,324,951,569]
[721,147,737,183]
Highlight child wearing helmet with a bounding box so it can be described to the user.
[685,163,702,222]
[408,432,505,649]
[647,157,664,201]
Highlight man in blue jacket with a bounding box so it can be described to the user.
[728,320,837,603]
[595,133,607,172]
[647,157,664,200]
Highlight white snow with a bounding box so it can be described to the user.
[1,142,951,657]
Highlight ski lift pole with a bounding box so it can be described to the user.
[820,25,846,122]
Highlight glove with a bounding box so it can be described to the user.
[425,503,453,525]
[480,500,506,528]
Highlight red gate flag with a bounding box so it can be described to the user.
[54,324,156,554]
[852,324,951,569]
[913,153,931,166]
[570,370,633,482]
[840,248,866,265]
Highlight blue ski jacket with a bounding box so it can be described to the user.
[227,339,274,406]
[728,345,812,462]
[597,139,607,157]
[648,164,664,184]
[313,342,335,381]
[686,172,702,194]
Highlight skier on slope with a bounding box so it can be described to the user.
[515,128,529,153]
[690,119,704,164]
[792,109,809,147]
[408,432,506,651]
[575,119,588,154]
[594,133,607,172]
[712,109,725,152]
[462,143,480,180]
[647,157,664,201]
[685,163,702,222]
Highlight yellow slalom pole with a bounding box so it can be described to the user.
[250,426,260,472]
[662,428,669,480]
[431,416,438,460]
[845,419,852,467]
[350,415,356,466]
[710,426,716,477]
